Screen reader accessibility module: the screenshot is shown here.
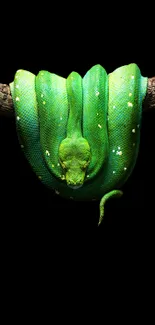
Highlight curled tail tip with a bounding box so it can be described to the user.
[98,190,123,226]
[98,211,104,226]
[98,219,102,227]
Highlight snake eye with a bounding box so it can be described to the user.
[80,160,90,170]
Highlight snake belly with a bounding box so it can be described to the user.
[10,64,147,201]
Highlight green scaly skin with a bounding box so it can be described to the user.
[10,64,148,224]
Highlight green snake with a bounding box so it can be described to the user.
[10,64,147,225]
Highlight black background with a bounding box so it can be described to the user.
[0,7,155,316]
[1,27,155,252]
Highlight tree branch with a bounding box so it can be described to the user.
[142,77,155,112]
[0,84,14,117]
[0,78,155,117]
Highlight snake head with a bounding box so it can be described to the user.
[58,137,91,188]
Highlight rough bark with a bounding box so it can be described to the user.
[0,78,155,117]
[142,77,155,112]
[0,84,14,117]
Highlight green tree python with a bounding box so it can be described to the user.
[10,63,148,225]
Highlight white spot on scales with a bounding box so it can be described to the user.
[112,147,122,155]
[128,102,133,107]
[45,150,50,156]
[116,151,122,156]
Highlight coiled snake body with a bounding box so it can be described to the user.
[10,64,147,224]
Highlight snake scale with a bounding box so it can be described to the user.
[10,63,147,224]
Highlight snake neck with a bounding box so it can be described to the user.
[58,71,91,188]
[66,71,83,138]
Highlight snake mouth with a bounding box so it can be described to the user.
[65,169,85,189]
[67,184,83,190]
